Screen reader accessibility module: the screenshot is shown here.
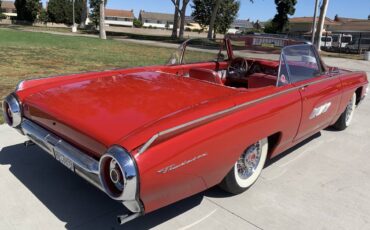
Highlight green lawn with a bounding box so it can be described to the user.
[0,28,180,123]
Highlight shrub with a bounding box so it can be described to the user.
[133,18,142,28]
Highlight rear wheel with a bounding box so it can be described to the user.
[219,138,268,194]
[333,93,356,131]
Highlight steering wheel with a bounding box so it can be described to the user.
[227,57,249,78]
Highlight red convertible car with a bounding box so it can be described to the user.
[2,35,368,224]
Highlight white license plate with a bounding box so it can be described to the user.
[54,150,74,171]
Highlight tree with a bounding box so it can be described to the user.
[315,0,329,51]
[15,0,41,22]
[271,0,297,33]
[192,0,241,39]
[80,0,88,28]
[133,18,143,28]
[178,0,190,39]
[47,0,83,25]
[99,0,106,39]
[38,7,48,23]
[170,0,180,38]
[207,0,221,39]
[0,1,5,20]
[89,0,107,27]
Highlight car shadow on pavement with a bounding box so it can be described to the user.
[0,132,322,229]
[0,144,204,230]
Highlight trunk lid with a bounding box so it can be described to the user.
[23,71,237,157]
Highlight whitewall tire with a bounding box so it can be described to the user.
[333,92,356,131]
[219,138,268,194]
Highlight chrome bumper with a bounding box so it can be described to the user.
[21,119,102,189]
[20,119,143,224]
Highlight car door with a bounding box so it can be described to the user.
[281,45,342,142]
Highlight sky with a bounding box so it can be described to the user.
[42,0,370,22]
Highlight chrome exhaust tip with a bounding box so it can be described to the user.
[117,212,141,225]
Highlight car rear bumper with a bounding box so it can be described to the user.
[20,119,143,224]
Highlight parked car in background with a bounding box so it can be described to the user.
[2,35,368,225]
[346,38,370,53]
[332,34,352,49]
[320,36,333,49]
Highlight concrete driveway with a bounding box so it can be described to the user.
[0,69,369,230]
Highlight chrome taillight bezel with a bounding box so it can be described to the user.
[99,146,138,201]
[2,93,22,128]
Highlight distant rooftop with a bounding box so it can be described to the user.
[231,19,254,29]
[1,1,15,10]
[139,10,174,22]
[105,9,134,18]
[290,17,338,25]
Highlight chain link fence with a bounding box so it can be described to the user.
[318,32,370,55]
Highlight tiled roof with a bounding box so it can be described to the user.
[290,17,338,25]
[329,21,370,32]
[140,11,174,22]
[1,1,15,10]
[105,9,134,18]
[335,16,367,23]
[232,19,254,29]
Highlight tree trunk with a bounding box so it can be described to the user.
[207,0,222,39]
[99,0,106,39]
[178,0,189,39]
[80,0,87,28]
[171,0,180,38]
[315,0,329,51]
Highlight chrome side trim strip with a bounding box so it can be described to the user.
[138,76,337,155]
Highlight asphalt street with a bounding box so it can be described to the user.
[0,58,369,230]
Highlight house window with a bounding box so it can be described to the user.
[157,20,162,24]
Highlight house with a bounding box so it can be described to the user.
[104,9,134,27]
[329,15,370,35]
[1,1,17,19]
[139,10,175,29]
[184,16,205,31]
[289,17,338,35]
[228,19,254,34]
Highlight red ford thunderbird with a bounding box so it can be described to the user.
[2,35,368,224]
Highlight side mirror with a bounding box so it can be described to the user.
[329,67,340,75]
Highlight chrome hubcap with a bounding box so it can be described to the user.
[237,142,262,179]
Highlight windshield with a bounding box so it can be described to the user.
[342,36,352,43]
[321,37,332,42]
[227,34,305,61]
[168,39,228,65]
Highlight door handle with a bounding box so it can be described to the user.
[300,85,309,91]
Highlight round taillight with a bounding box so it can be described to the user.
[99,146,138,201]
[2,94,22,127]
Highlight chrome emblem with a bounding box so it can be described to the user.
[310,102,332,119]
[158,153,208,174]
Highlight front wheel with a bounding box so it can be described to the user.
[219,138,268,194]
[333,92,356,131]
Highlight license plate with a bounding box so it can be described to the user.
[54,150,74,171]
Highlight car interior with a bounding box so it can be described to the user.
[183,57,280,89]
[159,39,321,90]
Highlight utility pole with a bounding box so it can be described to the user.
[311,0,319,44]
[72,0,77,32]
[316,0,329,51]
